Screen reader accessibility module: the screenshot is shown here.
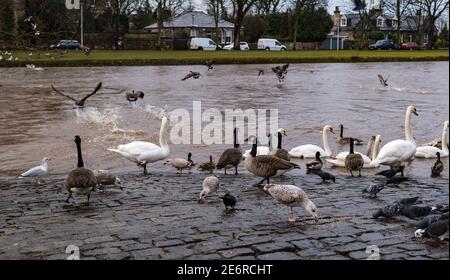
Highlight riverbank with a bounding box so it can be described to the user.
[1,50,448,67]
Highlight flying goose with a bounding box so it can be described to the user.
[51,82,103,107]
[431,152,444,177]
[65,136,98,205]
[245,137,300,186]
[338,124,363,145]
[258,69,265,76]
[108,117,170,175]
[216,128,243,175]
[126,90,145,103]
[271,128,290,161]
[378,74,388,87]
[18,157,50,185]
[93,170,122,191]
[415,220,449,240]
[263,184,319,223]
[345,138,364,177]
[199,155,215,174]
[182,71,201,81]
[272,63,289,83]
[371,106,418,169]
[220,193,237,210]
[164,153,194,174]
[362,184,385,198]
[289,125,335,159]
[205,60,214,70]
[198,176,219,203]
[306,152,323,172]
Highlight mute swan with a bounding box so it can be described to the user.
[325,135,381,169]
[108,117,170,175]
[371,106,418,168]
[243,133,272,158]
[289,125,334,158]
[415,121,449,158]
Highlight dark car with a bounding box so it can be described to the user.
[400,42,421,50]
[49,40,81,50]
[368,39,396,50]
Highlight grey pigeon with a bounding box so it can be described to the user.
[373,203,402,219]
[415,220,449,240]
[400,205,435,220]
[416,213,449,229]
[362,184,384,198]
[393,196,419,207]
[386,176,408,186]
[310,170,335,183]
[375,166,405,178]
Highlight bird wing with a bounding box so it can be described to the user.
[267,185,305,204]
[182,73,193,81]
[217,148,242,166]
[79,82,102,103]
[51,85,77,102]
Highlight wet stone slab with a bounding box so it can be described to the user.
[0,171,448,260]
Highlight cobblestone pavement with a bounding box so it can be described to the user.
[0,168,448,260]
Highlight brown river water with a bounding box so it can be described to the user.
[0,62,448,180]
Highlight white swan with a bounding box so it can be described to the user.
[415,121,449,158]
[108,117,170,175]
[371,106,418,168]
[326,135,382,169]
[243,133,272,158]
[289,125,334,158]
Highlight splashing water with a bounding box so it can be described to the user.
[142,104,170,120]
[76,107,121,129]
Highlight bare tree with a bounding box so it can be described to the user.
[205,0,225,43]
[230,0,258,49]
[415,0,449,49]
[255,0,285,14]
[383,0,416,44]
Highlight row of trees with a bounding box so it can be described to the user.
[1,0,448,49]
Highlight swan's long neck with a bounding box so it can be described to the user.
[277,132,282,149]
[405,108,415,144]
[159,119,169,150]
[442,123,449,154]
[372,136,381,159]
[322,128,332,155]
[76,141,84,168]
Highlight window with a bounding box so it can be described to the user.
[275,41,281,46]
[340,16,347,27]
[190,29,197,37]
[409,34,413,42]
[424,34,429,44]
[377,17,384,27]
[209,40,216,46]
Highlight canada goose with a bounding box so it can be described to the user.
[93,170,122,191]
[415,220,449,240]
[416,121,449,158]
[82,47,91,56]
[126,90,145,102]
[310,170,336,183]
[338,124,363,145]
[372,106,418,168]
[271,128,290,161]
[18,157,50,185]
[375,166,405,178]
[272,63,289,82]
[362,184,385,198]
[205,60,214,70]
[245,137,300,186]
[306,152,323,172]
[108,117,170,175]
[51,82,102,107]
[216,128,242,175]
[289,125,335,158]
[199,155,215,174]
[164,153,194,174]
[65,136,97,205]
[198,176,219,203]
[263,184,319,223]
[258,69,265,76]
[220,193,237,210]
[431,152,444,177]
[182,71,201,81]
[345,138,364,177]
[378,74,388,87]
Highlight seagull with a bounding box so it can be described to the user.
[220,193,237,210]
[362,184,385,198]
[18,157,50,184]
[51,82,102,107]
[198,176,220,203]
[205,60,214,71]
[182,71,201,81]
[378,74,389,87]
[263,184,319,223]
[24,16,33,23]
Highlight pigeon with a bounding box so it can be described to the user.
[51,82,102,107]
[310,170,336,183]
[82,47,91,56]
[182,71,201,81]
[205,60,214,71]
[373,203,403,219]
[416,213,449,230]
[362,184,385,198]
[415,220,449,240]
[220,193,237,210]
[393,196,419,206]
[375,166,405,178]
[400,205,438,220]
[386,176,408,187]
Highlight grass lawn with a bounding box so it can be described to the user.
[1,49,448,67]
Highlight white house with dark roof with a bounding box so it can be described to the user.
[144,11,235,44]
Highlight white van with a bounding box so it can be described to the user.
[257,39,287,51]
[190,38,220,51]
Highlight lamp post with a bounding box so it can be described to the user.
[65,0,84,47]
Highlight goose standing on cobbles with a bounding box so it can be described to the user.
[271,128,290,161]
[263,184,319,223]
[245,137,300,186]
[108,117,170,175]
[65,136,97,205]
[18,157,50,185]
[164,153,194,174]
[198,176,219,203]
[415,121,449,158]
[431,152,444,177]
[216,128,243,175]
[345,138,364,177]
[338,124,364,145]
[199,155,215,174]
[289,125,335,159]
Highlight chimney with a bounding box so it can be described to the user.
[333,6,341,30]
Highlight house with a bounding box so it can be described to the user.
[144,11,235,45]
[325,6,424,50]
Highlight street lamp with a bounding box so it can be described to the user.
[65,0,84,47]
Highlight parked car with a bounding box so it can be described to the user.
[223,42,250,51]
[257,38,287,51]
[368,39,396,50]
[49,40,81,50]
[190,38,221,51]
[400,42,421,50]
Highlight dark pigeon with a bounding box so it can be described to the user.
[415,220,449,240]
[416,213,449,229]
[400,205,435,220]
[310,170,335,183]
[221,193,237,210]
[373,203,402,219]
[393,196,419,207]
[362,184,384,198]
[375,166,405,178]
[386,176,408,186]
